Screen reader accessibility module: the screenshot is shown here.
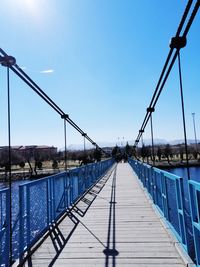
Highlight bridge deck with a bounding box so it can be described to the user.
[29,163,193,267]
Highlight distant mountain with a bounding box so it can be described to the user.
[169,139,200,145]
[59,139,200,151]
[141,139,167,145]
[138,139,200,146]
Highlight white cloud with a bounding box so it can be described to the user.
[40,69,54,74]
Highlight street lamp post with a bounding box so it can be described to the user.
[192,112,198,152]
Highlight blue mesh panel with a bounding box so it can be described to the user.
[53,174,66,217]
[165,177,180,235]
[155,172,163,211]
[28,180,48,243]
[0,189,9,266]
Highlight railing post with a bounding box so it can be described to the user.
[92,165,95,183]
[5,189,11,267]
[67,172,70,206]
[188,181,200,265]
[175,178,187,248]
[77,170,80,196]
[160,173,169,220]
[46,179,50,225]
[26,186,31,246]
[49,177,53,223]
[85,165,88,189]
[146,167,150,193]
[62,174,66,209]
[70,173,73,205]
[150,167,156,203]
[153,171,158,205]
[65,172,69,208]
[19,186,25,263]
[143,164,146,187]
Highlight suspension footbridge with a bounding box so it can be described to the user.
[0,0,200,266]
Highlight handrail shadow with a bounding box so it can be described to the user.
[103,165,119,267]
[19,164,116,267]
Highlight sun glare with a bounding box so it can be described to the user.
[6,0,47,21]
[24,0,36,9]
[23,0,41,17]
[2,0,58,30]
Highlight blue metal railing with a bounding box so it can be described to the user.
[0,188,10,267]
[189,180,200,266]
[128,158,200,266]
[18,159,114,261]
[0,158,114,267]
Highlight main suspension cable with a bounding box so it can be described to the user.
[0,49,106,155]
[134,0,199,147]
[177,51,190,180]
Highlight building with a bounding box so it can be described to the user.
[0,145,58,162]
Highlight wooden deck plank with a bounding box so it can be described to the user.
[29,163,193,267]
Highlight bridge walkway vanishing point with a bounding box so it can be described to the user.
[22,163,195,267]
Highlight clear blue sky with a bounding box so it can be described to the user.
[0,0,199,149]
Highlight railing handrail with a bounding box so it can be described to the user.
[153,166,183,181]
[189,179,200,189]
[16,160,107,188]
[0,187,9,193]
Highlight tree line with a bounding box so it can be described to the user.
[0,147,104,178]
[111,142,199,165]
[0,142,199,179]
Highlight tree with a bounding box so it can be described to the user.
[156,146,162,161]
[164,144,172,164]
[0,148,23,169]
[19,161,25,168]
[93,149,102,162]
[112,145,120,157]
[192,149,198,160]
[33,161,43,175]
[37,161,43,169]
[71,152,77,161]
[179,145,184,162]
[112,145,122,162]
[141,145,151,163]
[52,160,58,169]
[125,142,132,157]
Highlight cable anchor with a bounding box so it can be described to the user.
[61,114,69,119]
[169,36,187,49]
[0,55,16,67]
[147,107,155,113]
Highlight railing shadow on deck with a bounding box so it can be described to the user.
[103,164,119,267]
[18,162,116,267]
